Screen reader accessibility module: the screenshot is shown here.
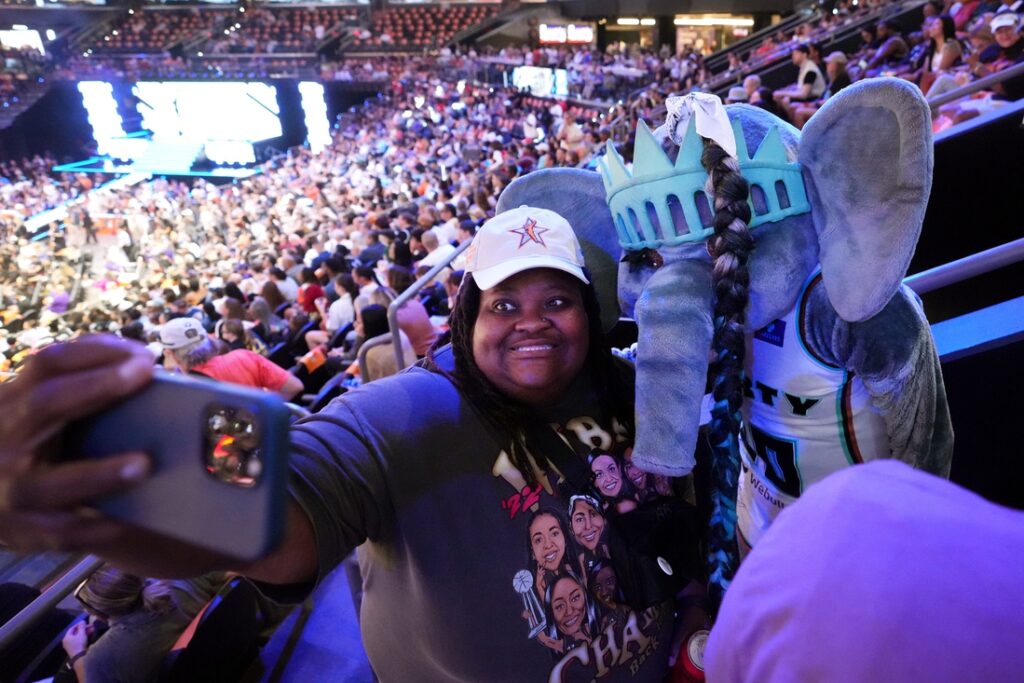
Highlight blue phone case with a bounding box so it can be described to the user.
[62,372,290,561]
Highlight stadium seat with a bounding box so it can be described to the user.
[158,577,261,683]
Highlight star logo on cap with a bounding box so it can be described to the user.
[510,218,548,248]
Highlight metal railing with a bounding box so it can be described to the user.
[388,240,471,370]
[0,555,103,652]
[905,237,1024,295]
[357,332,395,383]
[926,61,1024,110]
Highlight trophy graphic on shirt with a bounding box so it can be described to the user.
[513,570,547,638]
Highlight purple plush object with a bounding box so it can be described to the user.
[705,460,1024,682]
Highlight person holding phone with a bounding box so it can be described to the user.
[58,566,225,683]
[0,207,705,682]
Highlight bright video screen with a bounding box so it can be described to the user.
[0,30,45,55]
[132,81,283,143]
[512,66,568,98]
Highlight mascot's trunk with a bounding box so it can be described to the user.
[630,259,715,477]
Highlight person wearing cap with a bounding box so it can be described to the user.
[725,86,748,104]
[973,12,1023,98]
[159,317,302,400]
[932,12,1023,123]
[788,51,854,128]
[0,206,704,682]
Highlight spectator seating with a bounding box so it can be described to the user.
[354,4,498,50]
[202,7,360,55]
[89,8,233,53]
[158,578,262,683]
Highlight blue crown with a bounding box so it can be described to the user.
[598,117,811,252]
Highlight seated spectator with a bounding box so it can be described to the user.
[557,111,585,154]
[160,317,302,400]
[789,51,854,128]
[387,265,437,358]
[260,280,290,317]
[351,263,383,312]
[269,267,298,302]
[773,45,826,114]
[932,12,1022,125]
[358,231,386,267]
[217,318,249,352]
[305,272,359,350]
[972,11,1023,98]
[296,267,325,315]
[417,229,456,270]
[743,74,762,103]
[725,86,748,104]
[926,23,997,98]
[248,296,289,345]
[863,21,911,75]
[853,25,882,65]
[353,303,415,382]
[906,15,963,91]
[213,296,247,339]
[60,566,227,683]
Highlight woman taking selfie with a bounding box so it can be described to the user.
[0,207,705,682]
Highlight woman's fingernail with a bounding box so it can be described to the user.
[118,358,150,384]
[120,456,149,481]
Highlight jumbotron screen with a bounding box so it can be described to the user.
[132,81,283,143]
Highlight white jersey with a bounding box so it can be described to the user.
[737,272,889,549]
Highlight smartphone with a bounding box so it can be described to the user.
[60,372,291,561]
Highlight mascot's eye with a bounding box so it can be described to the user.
[621,248,664,272]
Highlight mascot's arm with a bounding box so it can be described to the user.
[801,282,953,477]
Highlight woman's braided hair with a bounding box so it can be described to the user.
[428,272,634,486]
[701,137,754,612]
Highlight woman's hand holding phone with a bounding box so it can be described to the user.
[0,335,154,555]
[0,335,241,579]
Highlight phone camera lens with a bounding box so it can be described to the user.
[208,414,228,434]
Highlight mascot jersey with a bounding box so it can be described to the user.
[737,272,889,549]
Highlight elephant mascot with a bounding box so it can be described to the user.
[497,79,954,608]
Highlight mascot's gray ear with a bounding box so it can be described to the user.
[497,168,622,332]
[799,78,933,322]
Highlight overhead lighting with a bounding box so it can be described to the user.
[46,28,55,41]
[12,24,27,31]
[640,18,657,26]
[674,16,755,27]
[617,18,640,26]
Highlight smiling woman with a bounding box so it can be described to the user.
[472,269,589,407]
[0,205,706,683]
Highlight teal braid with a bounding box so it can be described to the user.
[701,138,753,614]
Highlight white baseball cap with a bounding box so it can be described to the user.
[159,316,207,350]
[991,12,1020,31]
[464,205,589,290]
